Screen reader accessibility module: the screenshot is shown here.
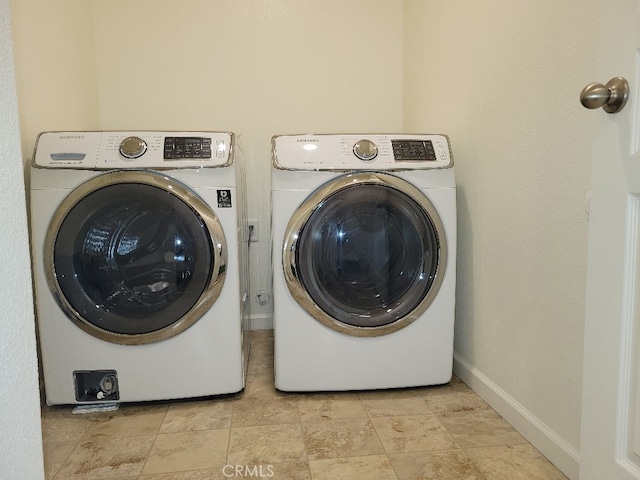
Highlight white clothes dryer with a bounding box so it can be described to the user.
[30,131,250,405]
[271,134,456,391]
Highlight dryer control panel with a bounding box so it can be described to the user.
[33,131,233,169]
[272,134,452,171]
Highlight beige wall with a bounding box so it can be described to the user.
[11,1,99,153]
[404,0,598,474]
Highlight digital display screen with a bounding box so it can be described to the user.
[391,140,437,161]
[164,137,212,160]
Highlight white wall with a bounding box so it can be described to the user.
[0,0,44,478]
[404,1,598,477]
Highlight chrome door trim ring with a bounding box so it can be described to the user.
[282,171,447,337]
[44,170,227,345]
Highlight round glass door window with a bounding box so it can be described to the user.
[283,172,447,337]
[45,171,227,344]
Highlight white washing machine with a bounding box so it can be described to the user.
[271,134,456,391]
[30,131,250,405]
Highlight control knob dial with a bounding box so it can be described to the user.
[353,139,378,161]
[119,136,148,159]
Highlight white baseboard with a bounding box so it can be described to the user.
[453,353,580,480]
[250,314,273,330]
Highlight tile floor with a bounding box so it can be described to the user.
[41,330,568,479]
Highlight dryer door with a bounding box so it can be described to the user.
[283,172,447,337]
[45,170,227,345]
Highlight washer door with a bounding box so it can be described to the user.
[45,170,227,345]
[283,172,447,337]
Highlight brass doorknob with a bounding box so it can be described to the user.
[580,77,629,114]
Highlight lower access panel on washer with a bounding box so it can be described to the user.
[74,370,120,402]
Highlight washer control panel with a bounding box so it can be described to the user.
[164,136,212,160]
[391,139,437,161]
[273,134,452,171]
[33,131,232,169]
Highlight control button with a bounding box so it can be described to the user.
[119,136,147,159]
[353,139,378,161]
